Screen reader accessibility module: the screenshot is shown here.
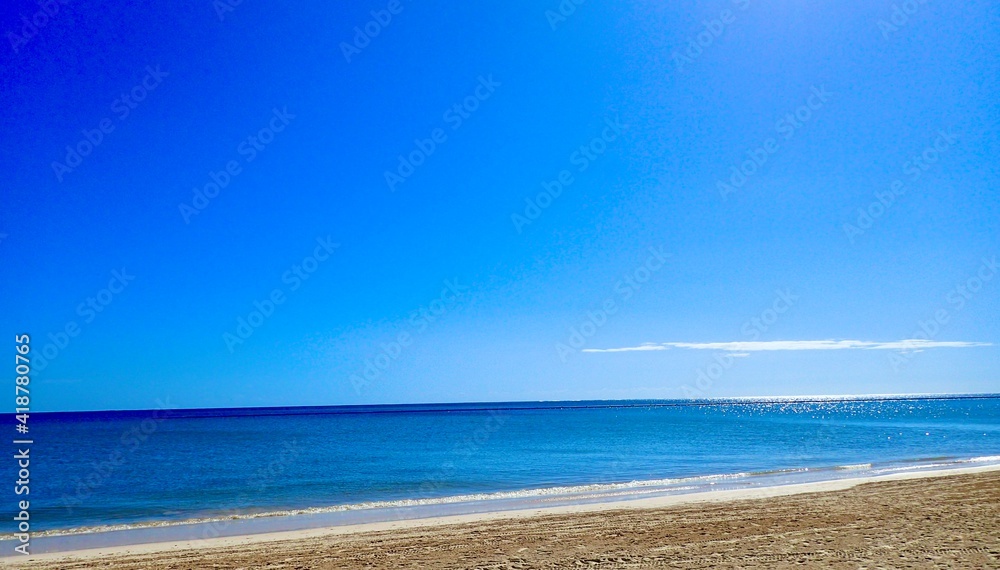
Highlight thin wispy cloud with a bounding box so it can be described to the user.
[583,339,993,354]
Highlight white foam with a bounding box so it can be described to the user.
[836,463,872,470]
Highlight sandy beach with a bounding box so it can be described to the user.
[6,465,1000,569]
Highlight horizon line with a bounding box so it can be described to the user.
[12,392,1000,416]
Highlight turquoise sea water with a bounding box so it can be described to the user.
[2,395,999,554]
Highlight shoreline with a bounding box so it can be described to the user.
[8,462,1000,565]
[18,454,1000,541]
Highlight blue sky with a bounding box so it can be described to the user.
[1,0,998,412]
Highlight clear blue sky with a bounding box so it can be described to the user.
[1,0,998,412]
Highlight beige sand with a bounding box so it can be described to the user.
[6,465,1000,569]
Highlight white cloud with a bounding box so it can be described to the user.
[582,339,993,354]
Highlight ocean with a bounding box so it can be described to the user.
[3,395,999,554]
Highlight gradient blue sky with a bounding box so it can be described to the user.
[2,0,998,412]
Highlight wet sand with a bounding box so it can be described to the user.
[7,467,1000,569]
